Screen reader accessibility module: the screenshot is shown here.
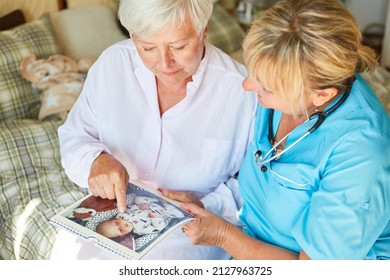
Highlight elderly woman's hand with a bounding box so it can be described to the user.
[180,203,233,247]
[88,152,129,213]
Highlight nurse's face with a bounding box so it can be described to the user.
[133,19,207,85]
[242,76,293,114]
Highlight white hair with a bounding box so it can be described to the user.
[118,0,213,36]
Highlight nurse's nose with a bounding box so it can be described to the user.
[242,77,257,92]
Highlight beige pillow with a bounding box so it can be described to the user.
[50,5,127,60]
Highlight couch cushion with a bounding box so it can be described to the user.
[0,14,61,122]
[0,119,86,259]
[207,3,245,55]
[50,5,128,60]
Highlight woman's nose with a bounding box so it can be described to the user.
[159,48,173,68]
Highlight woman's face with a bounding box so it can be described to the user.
[133,19,206,86]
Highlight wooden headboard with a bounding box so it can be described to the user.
[0,0,118,22]
[0,0,66,22]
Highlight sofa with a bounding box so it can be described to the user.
[0,2,246,260]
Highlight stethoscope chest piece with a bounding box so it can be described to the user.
[254,150,268,172]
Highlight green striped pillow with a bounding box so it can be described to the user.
[0,14,61,122]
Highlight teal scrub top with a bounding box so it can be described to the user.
[238,74,390,259]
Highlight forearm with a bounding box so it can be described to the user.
[182,203,300,260]
[59,131,108,188]
[220,222,299,260]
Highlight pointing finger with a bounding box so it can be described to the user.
[115,183,127,213]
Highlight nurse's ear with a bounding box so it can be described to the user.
[312,87,338,108]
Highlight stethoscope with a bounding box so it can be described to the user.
[254,76,355,172]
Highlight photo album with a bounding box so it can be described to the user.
[50,180,194,260]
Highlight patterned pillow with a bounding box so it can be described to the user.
[0,119,86,259]
[207,3,245,55]
[0,14,61,122]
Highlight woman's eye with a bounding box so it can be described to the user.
[171,45,185,51]
[141,45,156,52]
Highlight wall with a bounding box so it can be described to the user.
[0,0,60,21]
[381,2,390,67]
[339,0,389,67]
[344,0,388,30]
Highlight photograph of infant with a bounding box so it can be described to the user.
[66,183,193,253]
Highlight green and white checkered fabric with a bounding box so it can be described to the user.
[207,3,245,55]
[0,119,86,259]
[0,14,61,122]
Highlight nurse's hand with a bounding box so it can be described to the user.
[159,189,204,208]
[180,203,232,247]
[88,152,129,213]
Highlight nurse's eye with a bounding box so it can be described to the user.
[258,83,273,94]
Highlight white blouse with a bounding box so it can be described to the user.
[57,39,257,259]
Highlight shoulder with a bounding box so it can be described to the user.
[86,39,143,78]
[102,38,135,54]
[94,39,139,66]
[350,74,389,126]
[204,41,248,78]
[327,75,390,138]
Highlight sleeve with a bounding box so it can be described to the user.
[200,100,256,227]
[57,58,111,189]
[291,127,390,259]
[200,177,243,226]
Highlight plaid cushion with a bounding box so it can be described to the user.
[0,119,86,259]
[207,3,245,54]
[0,14,61,122]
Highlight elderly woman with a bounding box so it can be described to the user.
[56,0,257,259]
[182,0,390,260]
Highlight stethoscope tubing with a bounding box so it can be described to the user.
[256,128,310,166]
[254,76,355,169]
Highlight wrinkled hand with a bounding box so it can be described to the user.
[88,152,129,212]
[159,189,204,208]
[180,203,232,247]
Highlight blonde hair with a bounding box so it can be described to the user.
[118,0,213,36]
[243,0,377,115]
